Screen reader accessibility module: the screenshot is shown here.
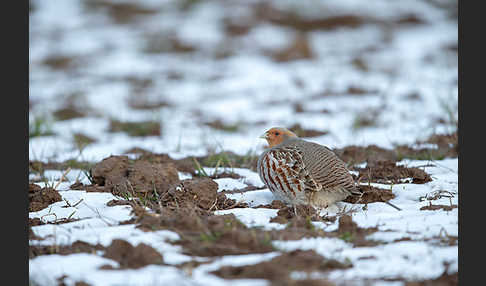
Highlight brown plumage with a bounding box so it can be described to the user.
[257,127,361,208]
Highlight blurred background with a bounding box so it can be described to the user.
[29,0,458,164]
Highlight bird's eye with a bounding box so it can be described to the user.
[275,132,280,136]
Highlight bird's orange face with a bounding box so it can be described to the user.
[260,127,297,148]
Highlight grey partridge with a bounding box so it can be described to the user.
[257,127,361,208]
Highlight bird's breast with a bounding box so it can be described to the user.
[258,149,308,203]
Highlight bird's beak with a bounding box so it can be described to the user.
[259,132,268,140]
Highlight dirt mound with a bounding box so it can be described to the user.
[130,177,246,213]
[102,239,163,269]
[29,183,62,212]
[177,178,218,209]
[90,155,130,187]
[136,152,196,174]
[88,155,180,196]
[344,185,395,204]
[355,160,432,184]
[333,215,379,247]
[212,249,349,283]
[127,160,179,193]
[270,204,323,225]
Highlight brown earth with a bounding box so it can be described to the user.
[122,149,259,174]
[42,55,78,70]
[195,151,259,172]
[29,240,104,259]
[75,282,92,286]
[223,18,252,37]
[354,160,432,184]
[106,199,131,207]
[86,155,246,213]
[29,183,62,212]
[288,123,329,138]
[132,200,346,257]
[83,0,158,24]
[29,219,44,241]
[269,213,379,247]
[134,152,197,174]
[29,218,44,227]
[73,133,97,149]
[29,217,78,227]
[108,119,161,137]
[58,277,92,286]
[270,204,322,225]
[255,3,372,31]
[405,270,458,286]
[175,178,219,210]
[102,239,163,269]
[419,190,455,202]
[29,160,94,175]
[70,182,86,190]
[395,131,458,161]
[264,206,378,247]
[254,1,424,34]
[211,249,349,283]
[53,107,87,121]
[204,119,241,132]
[334,215,379,247]
[344,185,395,204]
[332,131,457,166]
[148,176,245,212]
[420,203,457,211]
[269,33,315,62]
[128,97,170,110]
[88,155,180,197]
[333,145,398,166]
[209,171,243,180]
[271,279,336,286]
[135,207,275,256]
[254,200,287,209]
[393,235,458,247]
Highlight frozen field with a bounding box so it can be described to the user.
[29,0,458,285]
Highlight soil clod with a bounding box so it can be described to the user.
[355,160,432,184]
[344,185,395,204]
[29,183,62,212]
[102,239,163,269]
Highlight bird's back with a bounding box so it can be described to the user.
[291,139,359,195]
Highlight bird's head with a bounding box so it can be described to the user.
[260,127,297,148]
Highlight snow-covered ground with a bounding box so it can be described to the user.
[29,0,457,285]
